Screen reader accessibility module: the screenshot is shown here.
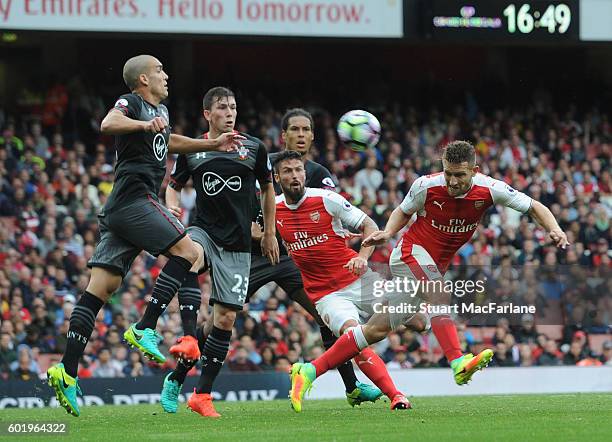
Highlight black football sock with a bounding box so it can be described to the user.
[195,326,208,352]
[136,255,192,330]
[169,326,209,385]
[61,292,104,378]
[169,359,196,385]
[178,272,200,336]
[320,325,359,393]
[196,326,231,394]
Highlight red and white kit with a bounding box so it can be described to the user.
[275,188,380,336]
[392,172,533,280]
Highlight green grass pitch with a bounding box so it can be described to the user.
[1,394,611,441]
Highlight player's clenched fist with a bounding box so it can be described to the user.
[143,116,168,133]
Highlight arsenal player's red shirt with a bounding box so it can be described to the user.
[399,173,532,272]
[275,188,367,302]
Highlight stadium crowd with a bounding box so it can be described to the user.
[0,81,610,381]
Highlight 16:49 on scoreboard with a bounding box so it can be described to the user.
[427,0,579,42]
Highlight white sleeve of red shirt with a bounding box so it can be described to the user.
[321,191,367,230]
[399,176,429,214]
[487,177,532,213]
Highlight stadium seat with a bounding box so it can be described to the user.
[536,325,563,341]
[589,334,612,354]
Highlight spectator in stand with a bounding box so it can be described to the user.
[515,314,539,344]
[519,344,535,367]
[241,316,265,345]
[123,351,152,377]
[31,122,49,158]
[386,350,413,370]
[537,339,563,366]
[11,348,39,381]
[228,346,261,372]
[105,328,124,354]
[75,174,101,210]
[92,347,124,378]
[600,341,612,366]
[491,342,515,367]
[412,349,437,368]
[239,335,262,365]
[274,356,291,373]
[354,155,383,202]
[31,302,55,339]
[562,307,590,345]
[260,297,288,328]
[10,345,39,375]
[0,332,16,378]
[571,331,592,356]
[259,345,276,371]
[381,333,405,363]
[286,348,301,365]
[563,340,587,365]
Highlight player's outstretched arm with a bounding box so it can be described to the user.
[259,182,279,265]
[101,109,166,135]
[362,206,414,247]
[168,133,245,154]
[528,200,570,249]
[344,216,379,276]
[357,216,379,259]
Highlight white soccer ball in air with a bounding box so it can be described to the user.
[337,110,381,151]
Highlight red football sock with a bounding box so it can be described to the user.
[312,329,361,377]
[431,315,463,362]
[354,348,401,399]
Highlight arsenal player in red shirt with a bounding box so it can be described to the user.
[274,150,411,412]
[289,141,569,412]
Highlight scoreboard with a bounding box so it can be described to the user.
[1,0,608,43]
[424,1,580,43]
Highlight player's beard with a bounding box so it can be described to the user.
[283,182,305,204]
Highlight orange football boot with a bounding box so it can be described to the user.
[169,336,201,362]
[187,391,221,418]
[390,394,412,410]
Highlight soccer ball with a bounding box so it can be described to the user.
[337,110,381,151]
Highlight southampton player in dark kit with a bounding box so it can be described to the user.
[46,55,243,417]
[160,87,278,417]
[161,108,382,416]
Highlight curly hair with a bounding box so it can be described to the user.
[442,140,476,166]
[273,150,303,172]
